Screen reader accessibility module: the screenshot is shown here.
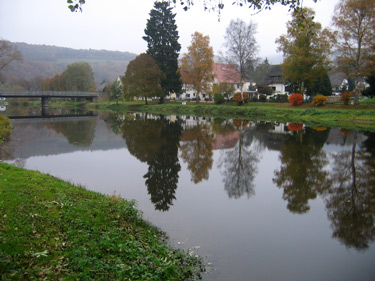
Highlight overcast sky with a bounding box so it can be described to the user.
[0,0,339,64]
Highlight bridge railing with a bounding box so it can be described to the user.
[0,90,99,97]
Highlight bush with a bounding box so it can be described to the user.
[312,95,328,107]
[341,92,352,105]
[233,92,249,104]
[288,93,303,105]
[213,93,225,104]
[259,94,267,102]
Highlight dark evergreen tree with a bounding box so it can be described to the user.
[363,75,375,98]
[143,1,181,104]
[312,72,332,96]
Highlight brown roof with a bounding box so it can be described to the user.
[214,63,241,84]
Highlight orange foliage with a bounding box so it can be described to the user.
[341,92,352,105]
[233,92,249,104]
[288,93,303,105]
[288,123,303,132]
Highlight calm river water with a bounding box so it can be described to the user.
[1,110,375,281]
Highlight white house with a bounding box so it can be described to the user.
[179,63,249,101]
[257,65,286,95]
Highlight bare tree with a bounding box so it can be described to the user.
[0,40,23,83]
[222,18,258,103]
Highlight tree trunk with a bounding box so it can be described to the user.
[159,96,165,104]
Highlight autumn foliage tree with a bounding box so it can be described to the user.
[122,53,165,104]
[179,32,215,103]
[276,8,332,95]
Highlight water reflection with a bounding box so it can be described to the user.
[2,111,375,254]
[115,114,182,211]
[324,131,375,250]
[46,120,96,147]
[218,120,260,199]
[273,126,330,214]
[180,120,214,184]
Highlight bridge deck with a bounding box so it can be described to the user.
[0,90,99,98]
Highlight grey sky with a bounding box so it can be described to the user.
[0,0,339,64]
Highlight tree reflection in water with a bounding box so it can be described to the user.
[144,119,182,211]
[324,131,375,250]
[121,115,182,211]
[273,127,330,214]
[179,121,214,184]
[218,120,260,199]
[46,120,96,147]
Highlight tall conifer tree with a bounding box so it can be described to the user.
[143,1,181,103]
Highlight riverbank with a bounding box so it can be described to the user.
[0,163,203,280]
[93,100,375,131]
[0,114,11,144]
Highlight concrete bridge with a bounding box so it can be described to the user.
[0,90,99,114]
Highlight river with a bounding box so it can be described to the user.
[1,110,374,281]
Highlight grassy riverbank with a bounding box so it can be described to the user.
[0,114,11,145]
[93,100,375,131]
[0,163,203,280]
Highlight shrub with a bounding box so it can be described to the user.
[213,93,224,104]
[233,92,249,104]
[259,94,267,102]
[312,95,328,107]
[288,93,303,105]
[341,92,352,105]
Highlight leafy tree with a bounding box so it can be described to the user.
[212,82,235,101]
[332,0,375,104]
[222,18,258,103]
[41,72,66,91]
[110,79,123,104]
[179,32,215,103]
[143,1,181,104]
[0,40,23,84]
[258,86,273,96]
[65,62,95,91]
[68,0,317,13]
[276,8,332,95]
[312,72,332,96]
[122,54,165,104]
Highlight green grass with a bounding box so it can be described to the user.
[0,114,11,145]
[92,100,375,131]
[0,163,203,280]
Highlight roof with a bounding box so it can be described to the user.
[213,63,241,84]
[258,64,284,86]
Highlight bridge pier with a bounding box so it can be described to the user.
[41,97,49,116]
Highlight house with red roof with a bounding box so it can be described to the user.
[179,63,250,101]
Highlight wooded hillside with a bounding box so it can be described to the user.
[4,42,137,86]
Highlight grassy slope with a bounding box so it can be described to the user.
[0,114,11,145]
[0,163,203,280]
[94,100,375,131]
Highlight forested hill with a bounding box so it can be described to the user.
[6,42,137,85]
